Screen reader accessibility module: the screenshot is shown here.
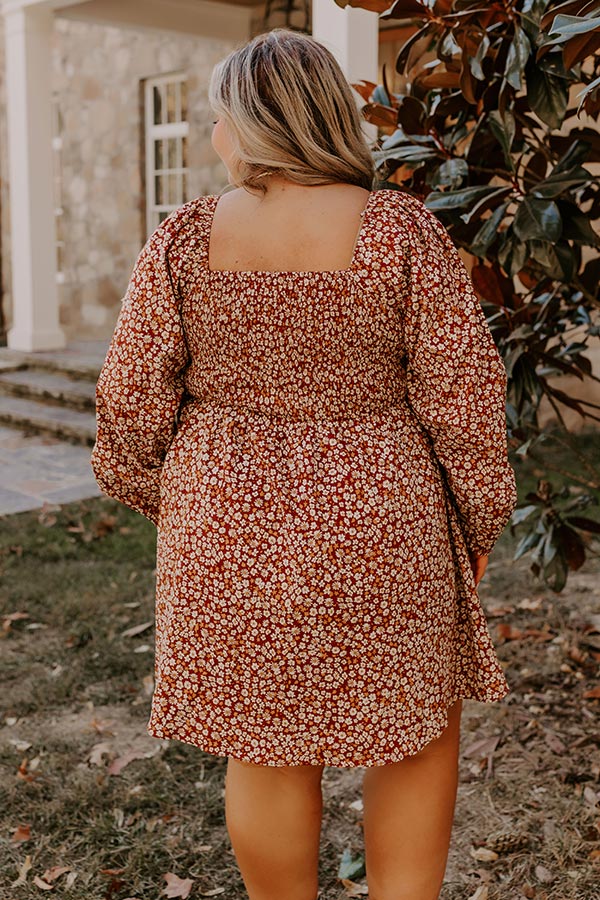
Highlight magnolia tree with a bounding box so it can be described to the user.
[338,0,600,590]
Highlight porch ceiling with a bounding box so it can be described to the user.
[53,0,257,41]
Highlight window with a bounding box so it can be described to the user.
[144,73,189,236]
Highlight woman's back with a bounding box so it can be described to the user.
[206,181,372,274]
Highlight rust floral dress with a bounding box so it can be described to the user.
[91,189,517,767]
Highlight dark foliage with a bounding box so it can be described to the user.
[338,0,600,589]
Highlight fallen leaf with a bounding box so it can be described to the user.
[32,876,54,890]
[463,735,501,759]
[568,644,588,664]
[487,605,515,617]
[584,786,599,808]
[162,872,194,898]
[338,847,366,879]
[108,747,159,776]
[88,742,113,766]
[470,847,499,862]
[121,620,153,638]
[341,879,369,896]
[535,864,554,883]
[544,731,566,754]
[583,687,600,699]
[468,887,489,900]
[8,738,31,753]
[11,823,31,842]
[496,624,525,642]
[518,597,544,610]
[2,611,30,633]
[41,866,71,883]
[87,717,116,736]
[11,854,32,887]
[93,514,117,537]
[17,757,40,783]
[463,734,500,777]
[198,890,226,897]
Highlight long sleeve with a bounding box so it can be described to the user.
[398,194,517,557]
[91,221,191,526]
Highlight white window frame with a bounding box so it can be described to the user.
[144,72,189,237]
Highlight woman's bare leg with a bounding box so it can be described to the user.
[362,699,463,900]
[224,757,325,900]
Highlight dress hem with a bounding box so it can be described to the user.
[146,684,510,768]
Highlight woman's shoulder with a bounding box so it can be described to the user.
[145,194,217,250]
[373,188,435,227]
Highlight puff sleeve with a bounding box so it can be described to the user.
[399,194,517,558]
[90,224,191,526]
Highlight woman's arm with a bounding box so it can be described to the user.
[91,216,192,525]
[397,193,517,559]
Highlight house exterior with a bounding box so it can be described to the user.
[0,0,410,351]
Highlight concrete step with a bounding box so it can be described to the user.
[0,368,96,411]
[0,394,97,446]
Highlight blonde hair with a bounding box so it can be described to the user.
[208,29,375,194]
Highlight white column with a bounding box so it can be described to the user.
[311,0,379,84]
[4,2,65,351]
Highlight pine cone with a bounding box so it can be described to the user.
[486,831,531,854]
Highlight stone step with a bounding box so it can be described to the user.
[0,341,107,381]
[0,394,97,446]
[0,368,96,411]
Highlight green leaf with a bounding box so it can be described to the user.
[529,239,572,279]
[558,203,599,244]
[505,25,531,91]
[513,198,562,242]
[553,241,577,281]
[554,139,593,172]
[503,342,526,378]
[577,74,600,113]
[469,33,490,81]
[338,848,366,880]
[514,530,541,561]
[488,110,516,171]
[543,551,568,593]
[431,158,469,189]
[512,504,540,525]
[424,185,502,211]
[548,11,600,41]
[498,235,528,276]
[371,85,392,106]
[471,202,510,257]
[566,515,600,535]
[460,187,513,224]
[373,145,439,165]
[531,165,592,197]
[526,62,569,129]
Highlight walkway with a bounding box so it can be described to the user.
[0,340,106,517]
[0,425,102,516]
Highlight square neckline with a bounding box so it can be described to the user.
[204,189,378,277]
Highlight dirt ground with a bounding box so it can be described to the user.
[1,494,599,900]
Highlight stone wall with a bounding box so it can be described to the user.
[0,16,235,343]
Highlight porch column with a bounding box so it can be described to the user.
[311,0,379,85]
[3,2,64,351]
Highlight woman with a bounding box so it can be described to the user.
[91,28,517,900]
